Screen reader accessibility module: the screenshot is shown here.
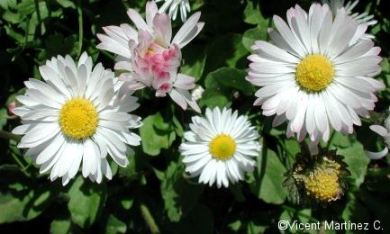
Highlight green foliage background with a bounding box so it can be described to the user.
[0,0,389,233]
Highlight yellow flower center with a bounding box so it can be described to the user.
[59,98,98,140]
[209,134,236,161]
[296,54,335,92]
[303,168,341,202]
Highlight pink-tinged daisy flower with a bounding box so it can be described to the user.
[97,1,204,112]
[246,3,383,144]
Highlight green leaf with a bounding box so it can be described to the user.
[249,149,288,204]
[0,189,50,223]
[120,198,134,210]
[140,113,176,156]
[283,138,301,158]
[169,204,213,234]
[204,67,255,96]
[242,26,269,52]
[327,132,353,148]
[18,0,35,15]
[204,34,248,73]
[328,133,369,187]
[201,67,253,108]
[242,2,270,51]
[199,89,229,108]
[181,44,206,80]
[3,11,21,24]
[105,214,127,234]
[0,0,17,9]
[155,162,204,222]
[50,219,72,234]
[117,150,137,180]
[338,146,369,188]
[4,25,25,44]
[67,177,106,228]
[0,109,7,130]
[280,208,314,224]
[246,221,268,234]
[342,192,369,225]
[56,0,76,8]
[44,34,78,58]
[228,220,268,233]
[243,1,266,25]
[172,115,184,137]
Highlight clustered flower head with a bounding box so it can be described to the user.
[290,153,348,203]
[9,0,385,191]
[299,161,342,202]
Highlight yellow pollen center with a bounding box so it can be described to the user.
[303,168,341,202]
[59,98,98,140]
[296,54,335,92]
[146,47,155,56]
[209,134,236,161]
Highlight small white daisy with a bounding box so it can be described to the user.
[179,107,262,188]
[12,53,142,185]
[367,111,390,160]
[157,0,191,22]
[247,3,384,144]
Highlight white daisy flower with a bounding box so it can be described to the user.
[367,112,390,160]
[12,53,142,185]
[246,3,384,144]
[179,107,262,188]
[157,0,191,22]
[322,0,377,39]
[97,1,204,112]
[323,0,377,26]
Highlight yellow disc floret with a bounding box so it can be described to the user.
[301,160,342,202]
[296,54,335,92]
[303,170,341,202]
[59,98,98,140]
[209,134,236,160]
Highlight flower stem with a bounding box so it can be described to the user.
[1,132,30,176]
[139,203,160,234]
[34,0,43,34]
[0,130,20,142]
[77,0,83,56]
[10,151,30,177]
